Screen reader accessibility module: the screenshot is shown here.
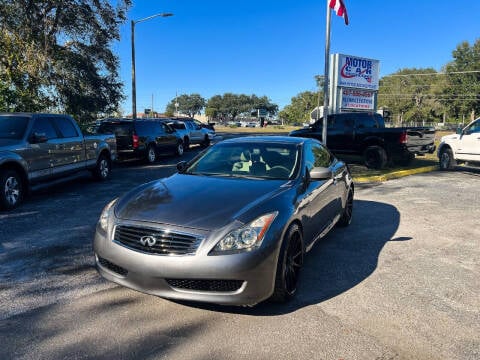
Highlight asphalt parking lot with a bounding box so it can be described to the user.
[0,145,479,360]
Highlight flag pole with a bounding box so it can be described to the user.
[322,1,332,147]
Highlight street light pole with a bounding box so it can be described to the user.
[131,12,173,120]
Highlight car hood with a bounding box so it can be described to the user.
[114,174,289,230]
[441,133,458,142]
[289,127,312,137]
[0,139,23,149]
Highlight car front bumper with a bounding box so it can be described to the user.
[93,224,280,306]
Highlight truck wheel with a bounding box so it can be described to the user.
[201,135,211,148]
[93,154,111,181]
[439,147,455,170]
[364,146,387,169]
[146,145,157,164]
[183,137,190,150]
[1,170,24,210]
[176,141,184,156]
[270,224,304,303]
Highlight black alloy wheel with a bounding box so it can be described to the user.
[271,224,304,302]
[337,189,353,227]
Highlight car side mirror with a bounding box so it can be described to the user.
[176,161,188,173]
[29,132,48,143]
[456,127,463,135]
[310,167,333,180]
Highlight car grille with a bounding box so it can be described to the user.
[166,279,244,292]
[98,256,128,276]
[114,225,202,255]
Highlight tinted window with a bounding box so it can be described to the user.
[0,115,29,139]
[355,114,378,128]
[98,122,133,136]
[466,120,480,134]
[51,117,78,138]
[305,141,331,170]
[31,118,58,140]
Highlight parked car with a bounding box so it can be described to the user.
[162,118,214,150]
[0,112,116,210]
[174,117,215,131]
[97,118,184,163]
[93,136,354,306]
[289,112,436,169]
[438,118,480,170]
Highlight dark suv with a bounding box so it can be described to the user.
[97,119,184,163]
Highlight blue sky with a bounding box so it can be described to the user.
[114,0,480,115]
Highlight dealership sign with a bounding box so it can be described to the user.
[341,89,375,110]
[336,54,380,90]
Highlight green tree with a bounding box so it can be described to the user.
[278,91,320,124]
[378,68,442,123]
[205,93,278,122]
[166,93,206,118]
[440,39,480,121]
[0,0,131,123]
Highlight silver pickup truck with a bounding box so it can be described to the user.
[0,113,116,210]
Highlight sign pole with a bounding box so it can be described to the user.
[322,2,332,147]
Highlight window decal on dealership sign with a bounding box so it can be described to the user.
[337,54,380,90]
[341,89,375,110]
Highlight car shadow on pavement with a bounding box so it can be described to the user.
[180,199,408,316]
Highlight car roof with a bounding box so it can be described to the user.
[221,135,309,145]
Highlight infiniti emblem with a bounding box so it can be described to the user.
[140,236,156,247]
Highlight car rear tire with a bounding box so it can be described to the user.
[176,141,184,156]
[93,154,111,181]
[146,144,157,164]
[271,223,304,302]
[337,188,353,227]
[1,169,24,210]
[364,146,387,169]
[201,135,210,148]
[183,137,190,150]
[439,147,455,170]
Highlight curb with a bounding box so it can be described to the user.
[353,165,439,183]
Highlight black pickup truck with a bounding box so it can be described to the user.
[0,113,116,210]
[289,112,436,169]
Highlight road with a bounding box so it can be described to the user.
[0,144,479,360]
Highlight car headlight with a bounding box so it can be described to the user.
[98,198,117,233]
[212,212,278,253]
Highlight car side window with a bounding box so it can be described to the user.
[311,143,331,168]
[30,117,58,140]
[465,120,480,134]
[51,117,79,138]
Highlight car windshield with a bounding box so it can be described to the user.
[0,115,29,139]
[186,141,300,180]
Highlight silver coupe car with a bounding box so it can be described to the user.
[93,136,354,306]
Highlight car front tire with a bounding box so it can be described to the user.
[176,141,184,156]
[146,144,157,164]
[271,223,304,302]
[439,147,455,170]
[337,188,353,227]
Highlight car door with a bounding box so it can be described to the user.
[155,122,177,153]
[188,121,203,143]
[300,141,339,248]
[24,116,60,181]
[457,119,480,161]
[50,116,85,174]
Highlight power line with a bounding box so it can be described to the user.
[383,70,480,77]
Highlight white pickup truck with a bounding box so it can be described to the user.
[438,118,480,170]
